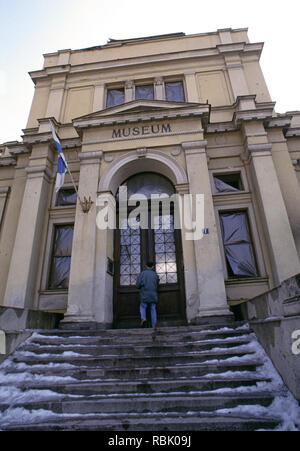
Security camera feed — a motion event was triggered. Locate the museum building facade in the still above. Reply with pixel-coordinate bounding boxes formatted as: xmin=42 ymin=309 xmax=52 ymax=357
xmin=1 ymin=28 xmax=300 ymax=328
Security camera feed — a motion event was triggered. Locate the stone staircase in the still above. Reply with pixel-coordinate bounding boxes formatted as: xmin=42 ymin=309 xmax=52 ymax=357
xmin=0 ymin=322 xmax=298 ymax=431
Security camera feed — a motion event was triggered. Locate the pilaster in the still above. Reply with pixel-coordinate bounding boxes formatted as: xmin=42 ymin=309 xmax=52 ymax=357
xmin=184 ymin=73 xmax=199 ymax=103
xmin=62 ymin=150 xmax=103 ymax=325
xmin=175 ymin=183 xmax=199 ymax=321
xmin=242 ymin=133 xmax=300 ymax=284
xmin=182 ymin=140 xmax=232 ymax=320
xmin=3 ymin=144 xmax=54 ymax=308
xmin=154 ymin=77 xmax=164 ymax=100
xmin=267 ymin=128 xmax=300 ymax=258
xmin=125 ymin=80 xmax=134 ymax=103
xmin=45 ymin=76 xmax=66 ymax=121
xmin=93 ymin=83 xmax=105 ymax=112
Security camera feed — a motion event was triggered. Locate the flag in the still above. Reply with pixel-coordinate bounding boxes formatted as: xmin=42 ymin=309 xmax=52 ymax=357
xmin=50 ymin=122 xmax=68 ymax=193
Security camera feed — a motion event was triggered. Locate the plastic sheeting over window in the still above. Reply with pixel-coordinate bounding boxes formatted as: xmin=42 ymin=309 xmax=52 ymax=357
xmin=165 ymin=81 xmax=185 ymax=102
xmin=220 ymin=212 xmax=258 ymax=278
xmin=214 ymin=177 xmax=239 ymax=193
xmin=48 ymin=225 xmax=74 ymax=289
xmin=56 ymin=189 xmax=77 ymax=206
xmin=107 ymin=88 xmax=125 ymax=107
xmin=135 ymin=85 xmax=154 ymax=100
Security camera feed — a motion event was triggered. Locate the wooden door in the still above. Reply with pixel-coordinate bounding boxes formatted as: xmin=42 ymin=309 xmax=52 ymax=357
xmin=113 ymin=209 xmax=186 ymax=328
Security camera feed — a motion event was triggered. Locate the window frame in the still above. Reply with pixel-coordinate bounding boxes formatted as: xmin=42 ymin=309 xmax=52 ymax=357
xmin=106 ymin=85 xmax=125 ymax=108
xmin=215 ymin=203 xmax=266 ymax=281
xmin=164 ymin=80 xmax=186 ymax=102
xmin=210 ymin=167 xmax=249 ymax=195
xmin=40 ymin=216 xmax=75 ymax=292
xmin=134 ymin=83 xmax=155 ymax=101
xmin=104 ymin=77 xmax=186 ymax=107
xmin=47 ymin=222 xmax=74 ymax=291
xmin=51 ymin=183 xmax=78 ymax=209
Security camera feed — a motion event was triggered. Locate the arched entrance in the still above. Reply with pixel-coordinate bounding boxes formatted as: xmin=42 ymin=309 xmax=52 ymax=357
xmin=113 ymin=172 xmax=186 ymax=328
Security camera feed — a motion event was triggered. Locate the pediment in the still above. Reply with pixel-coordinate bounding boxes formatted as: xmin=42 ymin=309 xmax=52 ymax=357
xmin=73 ymin=99 xmax=210 ymax=130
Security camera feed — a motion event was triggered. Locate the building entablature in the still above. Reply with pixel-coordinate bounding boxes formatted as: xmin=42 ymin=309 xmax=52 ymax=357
xmin=0 ymin=141 xmax=30 ymax=167
xmin=29 ymin=41 xmax=263 ymax=85
xmin=72 ymin=99 xmax=210 ymax=138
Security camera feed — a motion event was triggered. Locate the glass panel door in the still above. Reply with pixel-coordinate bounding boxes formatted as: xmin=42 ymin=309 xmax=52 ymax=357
xmin=154 ymin=214 xmax=178 ymax=284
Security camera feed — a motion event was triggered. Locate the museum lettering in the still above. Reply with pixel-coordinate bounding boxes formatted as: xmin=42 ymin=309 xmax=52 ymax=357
xmin=112 ymin=123 xmax=171 ymax=139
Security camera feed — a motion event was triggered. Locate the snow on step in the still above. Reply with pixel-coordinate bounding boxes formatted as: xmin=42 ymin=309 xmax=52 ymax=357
xmin=0 ymin=323 xmax=299 ymax=431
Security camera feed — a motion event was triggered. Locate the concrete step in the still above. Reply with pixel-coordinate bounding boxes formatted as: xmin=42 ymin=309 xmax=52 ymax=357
xmin=5 ymin=360 xmax=262 ymax=380
xmin=14 ymin=376 xmax=272 ymax=396
xmin=12 ymin=349 xmax=256 ymax=368
xmin=21 ymin=337 xmax=252 ymax=356
xmin=1 ymin=412 xmax=281 ymax=431
xmin=0 ymin=392 xmax=275 ymax=415
xmin=0 ymin=322 xmax=288 ymax=432
xmin=33 ymin=325 xmax=251 ymax=343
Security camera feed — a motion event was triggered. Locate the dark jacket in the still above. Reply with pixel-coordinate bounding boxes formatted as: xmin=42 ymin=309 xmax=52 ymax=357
xmin=136 ymin=268 xmax=159 ymax=304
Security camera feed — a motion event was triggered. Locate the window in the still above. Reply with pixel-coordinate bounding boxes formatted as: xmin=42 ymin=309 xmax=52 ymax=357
xmin=135 ymin=84 xmax=154 ymax=100
xmin=106 ymin=79 xmax=185 ymax=107
xmin=48 ymin=224 xmax=74 ymax=289
xmin=107 ymin=88 xmax=125 ymax=107
xmin=165 ymin=81 xmax=185 ymax=102
xmin=219 ymin=211 xmax=258 ymax=278
xmin=214 ymin=173 xmax=244 ymax=193
xmin=56 ymin=188 xmax=77 ymax=206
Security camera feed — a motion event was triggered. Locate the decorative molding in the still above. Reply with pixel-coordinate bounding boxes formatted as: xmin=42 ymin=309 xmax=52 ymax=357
xmin=285 ymin=127 xmax=300 ymax=137
xmin=25 ymin=164 xmax=53 ymax=180
xmin=98 ymin=148 xmax=188 ymax=193
xmin=0 ymin=157 xmax=16 ymax=167
xmin=104 ymin=154 xmax=114 ymax=163
xmin=154 ymin=77 xmax=164 ymax=86
xmin=136 ymin=147 xmax=147 ymax=158
xmin=170 ymin=148 xmax=181 ymax=156
xmin=30 ymin=42 xmax=263 ymax=84
xmin=181 ymin=140 xmax=207 ymax=154
xmin=241 ymin=143 xmax=272 ymax=162
xmin=78 ymin=150 xmax=103 ymax=165
xmin=0 ymin=186 xmax=10 ymax=195
xmin=175 ymin=183 xmax=190 ymax=195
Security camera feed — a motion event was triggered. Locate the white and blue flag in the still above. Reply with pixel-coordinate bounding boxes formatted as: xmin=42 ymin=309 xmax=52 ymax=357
xmin=50 ymin=122 xmax=68 ymax=193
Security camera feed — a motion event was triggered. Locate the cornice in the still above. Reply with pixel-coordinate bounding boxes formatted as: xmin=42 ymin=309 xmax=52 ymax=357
xmin=29 ymin=42 xmax=263 ymax=83
xmin=264 ymin=114 xmax=292 ymax=130
xmin=233 ymin=106 xmax=275 ymax=126
xmin=73 ymin=100 xmax=210 ymax=136
xmin=0 ymin=157 xmax=17 ymax=167
xmin=0 ymin=186 xmax=10 ymax=194
xmin=285 ymin=127 xmax=300 ymax=137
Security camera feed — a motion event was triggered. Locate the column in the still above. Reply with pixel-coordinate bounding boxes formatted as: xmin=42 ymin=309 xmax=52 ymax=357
xmin=62 ymin=150 xmax=103 ymax=325
xmin=182 ymin=140 xmax=232 ymax=320
xmin=3 ymin=144 xmax=53 ymax=308
xmin=243 ymin=140 xmax=300 ymax=284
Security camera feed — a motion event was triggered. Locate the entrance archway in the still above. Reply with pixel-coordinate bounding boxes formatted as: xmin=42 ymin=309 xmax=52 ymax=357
xmin=113 ymin=172 xmax=187 ymax=328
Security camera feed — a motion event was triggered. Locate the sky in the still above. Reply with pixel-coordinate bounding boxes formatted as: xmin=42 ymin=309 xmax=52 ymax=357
xmin=1 ymin=0 xmax=300 ymax=143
